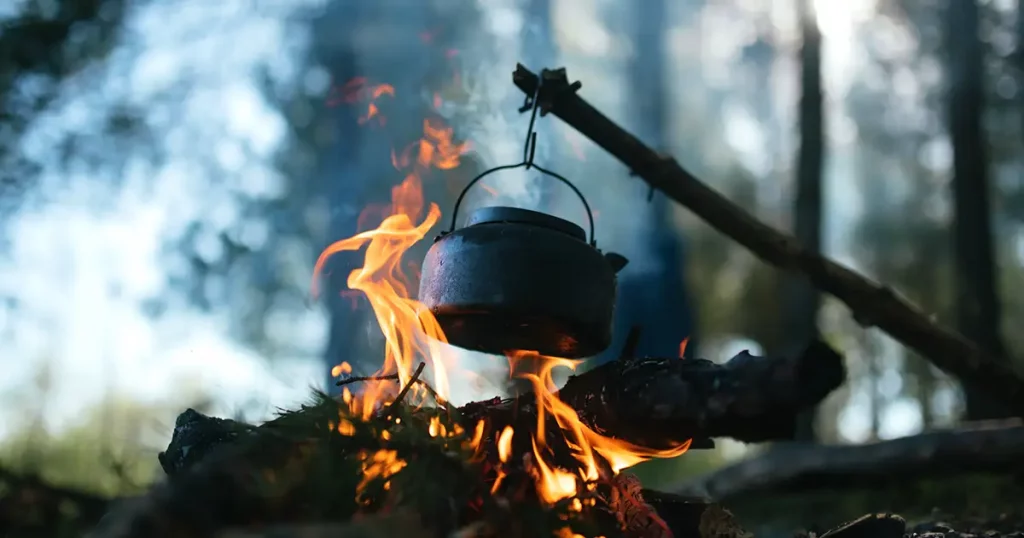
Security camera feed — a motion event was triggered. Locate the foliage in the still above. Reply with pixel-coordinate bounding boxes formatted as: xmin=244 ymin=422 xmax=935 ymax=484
xmin=0 ymin=394 xmax=174 ymax=497
xmin=0 ymin=0 xmax=129 ymax=215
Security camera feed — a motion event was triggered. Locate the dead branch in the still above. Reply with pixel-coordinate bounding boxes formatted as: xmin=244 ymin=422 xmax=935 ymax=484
xmin=669 ymin=419 xmax=1024 ymax=500
xmin=510 ymin=64 xmax=1024 ymax=417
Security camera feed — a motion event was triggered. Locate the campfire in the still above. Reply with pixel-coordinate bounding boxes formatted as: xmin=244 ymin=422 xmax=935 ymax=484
xmin=309 ymin=79 xmax=691 ymax=535
xmin=95 ymin=68 xmax=851 ymax=538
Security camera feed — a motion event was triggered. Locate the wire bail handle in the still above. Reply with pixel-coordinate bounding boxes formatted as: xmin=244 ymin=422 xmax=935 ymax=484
xmin=445 ymin=77 xmax=598 ymax=246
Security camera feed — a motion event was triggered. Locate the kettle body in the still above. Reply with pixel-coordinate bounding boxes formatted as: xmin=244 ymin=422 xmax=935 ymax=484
xmin=418 ymin=206 xmax=627 ymax=358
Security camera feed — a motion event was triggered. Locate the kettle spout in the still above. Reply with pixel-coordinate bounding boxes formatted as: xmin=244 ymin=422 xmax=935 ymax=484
xmin=604 ymin=252 xmax=629 ymax=273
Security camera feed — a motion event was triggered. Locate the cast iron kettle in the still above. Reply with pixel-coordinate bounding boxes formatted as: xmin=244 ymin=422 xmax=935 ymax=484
xmin=417 ymin=87 xmax=628 ymax=358
xmin=418 ymin=175 xmax=627 ymax=359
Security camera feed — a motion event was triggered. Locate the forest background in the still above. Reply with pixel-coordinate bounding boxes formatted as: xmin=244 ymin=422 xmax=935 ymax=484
xmin=0 ymin=0 xmax=1019 ymax=500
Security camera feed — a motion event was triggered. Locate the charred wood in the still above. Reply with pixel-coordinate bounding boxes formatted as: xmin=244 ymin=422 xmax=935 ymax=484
xmin=670 ymin=419 xmax=1024 ymax=501
xmin=154 ymin=341 xmax=844 ymax=485
xmin=510 ymin=64 xmax=1024 ymax=417
xmin=460 ymin=340 xmax=845 ymax=450
xmin=100 ymin=342 xmax=842 ymax=538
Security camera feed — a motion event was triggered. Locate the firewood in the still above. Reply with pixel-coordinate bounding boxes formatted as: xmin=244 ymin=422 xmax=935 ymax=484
xmin=670 ymin=419 xmax=1024 ymax=500
xmin=510 ymin=64 xmax=1024 ymax=417
xmin=459 ymin=340 xmax=845 ymax=451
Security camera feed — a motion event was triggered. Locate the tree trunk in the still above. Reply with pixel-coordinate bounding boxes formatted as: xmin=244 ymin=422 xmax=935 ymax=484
xmin=1019 ymin=0 xmax=1024 ymax=149
xmin=314 ymin=0 xmax=373 ymax=391
xmin=784 ymin=0 xmax=825 ymax=441
xmin=619 ymin=0 xmax=697 ymax=360
xmin=947 ymin=0 xmax=1007 ymax=420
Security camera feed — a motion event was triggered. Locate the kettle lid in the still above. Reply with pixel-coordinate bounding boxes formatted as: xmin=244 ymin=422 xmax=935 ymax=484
xmin=465 ymin=206 xmax=586 ymax=242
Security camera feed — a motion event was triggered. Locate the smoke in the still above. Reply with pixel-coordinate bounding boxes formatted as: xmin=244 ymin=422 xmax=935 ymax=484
xmin=442 ymin=0 xmax=664 ymax=278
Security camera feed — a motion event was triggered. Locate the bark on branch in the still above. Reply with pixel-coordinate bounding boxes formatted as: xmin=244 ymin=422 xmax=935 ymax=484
xmin=669 ymin=419 xmax=1024 ymax=500
xmin=510 ymin=64 xmax=1024 ymax=417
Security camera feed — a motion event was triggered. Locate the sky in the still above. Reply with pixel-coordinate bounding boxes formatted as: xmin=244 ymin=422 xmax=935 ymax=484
xmin=0 ymin=0 xmax=938 ymax=449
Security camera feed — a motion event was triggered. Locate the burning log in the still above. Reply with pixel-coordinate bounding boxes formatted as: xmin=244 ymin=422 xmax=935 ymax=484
xmin=460 ymin=340 xmax=845 ymax=449
xmin=93 ymin=341 xmax=840 ymax=538
xmin=510 ymin=64 xmax=1024 ymax=417
xmin=670 ymin=419 xmax=1024 ymax=501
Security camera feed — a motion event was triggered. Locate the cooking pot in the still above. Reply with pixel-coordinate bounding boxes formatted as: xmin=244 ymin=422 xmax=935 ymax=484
xmin=417 ymin=172 xmax=628 ymax=358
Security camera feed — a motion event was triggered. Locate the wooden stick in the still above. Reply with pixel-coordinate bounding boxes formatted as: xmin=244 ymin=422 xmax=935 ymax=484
xmin=669 ymin=419 xmax=1024 ymax=500
xmin=510 ymin=64 xmax=1024 ymax=416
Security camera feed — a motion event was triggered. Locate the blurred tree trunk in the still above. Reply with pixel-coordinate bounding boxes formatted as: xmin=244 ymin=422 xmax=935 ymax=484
xmin=909 ymin=236 xmax=943 ymax=429
xmin=737 ymin=23 xmax=786 ymax=358
xmin=314 ymin=0 xmax=372 ymax=390
xmin=784 ymin=0 xmax=824 ymax=441
xmin=621 ymin=0 xmax=697 ymax=359
xmin=947 ymin=0 xmax=1008 ymax=420
xmin=866 ymin=337 xmax=883 ymax=441
xmin=1019 ymin=0 xmax=1024 ymax=143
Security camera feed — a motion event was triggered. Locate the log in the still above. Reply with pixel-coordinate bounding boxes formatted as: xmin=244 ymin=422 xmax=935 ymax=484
xmin=510 ymin=64 xmax=1024 ymax=417
xmin=459 ymin=340 xmax=845 ymax=449
xmin=669 ymin=419 xmax=1024 ymax=500
xmin=154 ymin=341 xmax=844 ymax=485
xmin=99 ymin=343 xmax=841 ymax=538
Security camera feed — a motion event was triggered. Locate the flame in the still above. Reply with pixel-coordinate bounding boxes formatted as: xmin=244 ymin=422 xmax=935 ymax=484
xmin=314 ymin=79 xmax=689 ymax=510
xmin=331 ymin=361 xmax=353 ymax=378
xmin=326 ymin=78 xmax=395 ymax=127
xmin=509 ymin=351 xmax=691 ymax=503
xmin=312 ymin=101 xmax=468 ymax=422
xmin=491 ymin=425 xmax=515 ymax=494
xmin=356 ymin=449 xmax=407 ymax=500
xmin=679 ymin=337 xmax=689 ymax=358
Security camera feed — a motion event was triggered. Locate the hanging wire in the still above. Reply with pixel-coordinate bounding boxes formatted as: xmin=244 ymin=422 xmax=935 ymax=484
xmin=445 ymin=75 xmax=598 ymax=246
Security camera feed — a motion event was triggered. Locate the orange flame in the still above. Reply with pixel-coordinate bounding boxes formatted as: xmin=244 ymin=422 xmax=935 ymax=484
xmin=326 ymin=77 xmax=395 ymax=126
xmin=509 ymin=351 xmax=691 ymax=503
xmin=312 ymin=96 xmax=468 ymax=420
xmin=313 ymin=79 xmax=689 ymax=508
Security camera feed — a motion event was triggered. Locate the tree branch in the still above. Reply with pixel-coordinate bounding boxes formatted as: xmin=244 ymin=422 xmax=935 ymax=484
xmin=510 ymin=64 xmax=1024 ymax=417
xmin=669 ymin=419 xmax=1024 ymax=500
